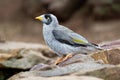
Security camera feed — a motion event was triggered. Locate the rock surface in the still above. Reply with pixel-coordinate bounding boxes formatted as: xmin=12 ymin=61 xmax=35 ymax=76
xmin=0 ymin=42 xmax=56 ymax=69
xmin=0 ymin=41 xmax=56 ymax=79
xmin=5 ymin=40 xmax=120 ymax=80
xmin=83 ymin=65 xmax=120 ymax=80
xmin=8 ymin=76 xmax=103 ymax=80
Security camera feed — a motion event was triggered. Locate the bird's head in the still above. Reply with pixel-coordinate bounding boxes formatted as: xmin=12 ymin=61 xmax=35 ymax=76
xmin=35 ymin=14 xmax=58 ymax=25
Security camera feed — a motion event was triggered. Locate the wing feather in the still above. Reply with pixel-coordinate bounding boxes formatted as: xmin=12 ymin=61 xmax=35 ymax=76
xmin=52 ymin=26 xmax=89 ymax=47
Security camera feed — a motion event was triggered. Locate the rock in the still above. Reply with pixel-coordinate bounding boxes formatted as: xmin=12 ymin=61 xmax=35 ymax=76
xmin=0 ymin=41 xmax=56 ymax=69
xmin=8 ymin=39 xmax=120 ymax=80
xmin=30 ymin=63 xmax=51 ymax=71
xmin=8 ymin=64 xmax=120 ymax=80
xmin=100 ymin=39 xmax=120 ymax=50
xmin=0 ymin=39 xmax=119 ymax=80
xmin=8 ymin=62 xmax=113 ymax=77
xmin=0 ymin=41 xmax=56 ymax=80
xmin=0 ymin=50 xmax=48 ymax=69
xmin=8 ymin=75 xmax=103 ymax=80
xmin=72 ymin=65 xmax=120 ymax=80
xmin=58 ymin=54 xmax=94 ymax=66
xmin=83 ymin=65 xmax=120 ymax=80
xmin=91 ymin=39 xmax=120 ymax=64
xmin=92 ymin=49 xmax=120 ymax=65
xmin=0 ymin=42 xmax=56 ymax=69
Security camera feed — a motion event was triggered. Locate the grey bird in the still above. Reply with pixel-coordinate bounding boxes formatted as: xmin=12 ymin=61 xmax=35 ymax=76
xmin=35 ymin=14 xmax=102 ymax=64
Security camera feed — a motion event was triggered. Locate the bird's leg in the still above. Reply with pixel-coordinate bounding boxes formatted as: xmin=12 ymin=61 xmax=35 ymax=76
xmin=62 ymin=54 xmax=73 ymax=62
xmin=54 ymin=57 xmax=64 ymax=65
xmin=54 ymin=54 xmax=73 ymax=65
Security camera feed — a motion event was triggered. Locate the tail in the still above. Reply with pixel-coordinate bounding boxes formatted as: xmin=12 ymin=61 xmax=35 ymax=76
xmin=91 ymin=43 xmax=103 ymax=50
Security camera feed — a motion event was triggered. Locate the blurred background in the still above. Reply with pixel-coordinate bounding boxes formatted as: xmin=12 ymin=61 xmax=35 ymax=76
xmin=0 ymin=0 xmax=120 ymax=44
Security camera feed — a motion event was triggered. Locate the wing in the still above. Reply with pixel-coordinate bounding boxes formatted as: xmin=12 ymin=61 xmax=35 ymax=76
xmin=52 ymin=27 xmax=89 ymax=47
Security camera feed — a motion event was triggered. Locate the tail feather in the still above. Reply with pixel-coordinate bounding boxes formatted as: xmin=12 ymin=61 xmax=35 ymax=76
xmin=91 ymin=43 xmax=103 ymax=50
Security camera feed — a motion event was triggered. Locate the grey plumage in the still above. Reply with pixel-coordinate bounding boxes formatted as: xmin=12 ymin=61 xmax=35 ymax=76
xmin=52 ymin=25 xmax=89 ymax=47
xmin=35 ymin=14 xmax=102 ymax=56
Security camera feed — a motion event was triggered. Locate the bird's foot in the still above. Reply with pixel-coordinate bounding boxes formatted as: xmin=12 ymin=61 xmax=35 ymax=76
xmin=54 ymin=54 xmax=73 ymax=65
xmin=54 ymin=57 xmax=64 ymax=65
xmin=62 ymin=54 xmax=73 ymax=62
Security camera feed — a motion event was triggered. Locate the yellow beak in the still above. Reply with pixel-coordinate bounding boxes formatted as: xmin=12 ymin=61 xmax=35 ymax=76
xmin=35 ymin=16 xmax=43 ymax=21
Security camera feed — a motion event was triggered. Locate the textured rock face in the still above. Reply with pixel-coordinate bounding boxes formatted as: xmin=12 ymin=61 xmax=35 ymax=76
xmin=0 ymin=42 xmax=57 ymax=69
xmin=0 ymin=42 xmax=56 ymax=79
xmin=8 ymin=76 xmax=103 ymax=80
xmin=0 ymin=40 xmax=120 ymax=80
xmin=10 ymin=76 xmax=103 ymax=80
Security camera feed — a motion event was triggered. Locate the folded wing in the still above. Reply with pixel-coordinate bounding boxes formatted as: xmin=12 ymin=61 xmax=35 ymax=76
xmin=52 ymin=29 xmax=90 ymax=47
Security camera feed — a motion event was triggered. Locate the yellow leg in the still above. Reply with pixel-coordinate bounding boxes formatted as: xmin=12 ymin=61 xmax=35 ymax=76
xmin=62 ymin=54 xmax=73 ymax=62
xmin=54 ymin=54 xmax=73 ymax=65
xmin=54 ymin=57 xmax=64 ymax=65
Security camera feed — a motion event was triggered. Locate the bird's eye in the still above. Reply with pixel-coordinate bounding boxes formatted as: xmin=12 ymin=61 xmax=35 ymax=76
xmin=44 ymin=14 xmax=52 ymax=25
xmin=45 ymin=15 xmax=50 ymax=20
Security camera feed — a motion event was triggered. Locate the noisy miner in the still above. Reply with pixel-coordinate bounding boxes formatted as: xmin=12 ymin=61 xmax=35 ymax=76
xmin=35 ymin=14 xmax=102 ymax=65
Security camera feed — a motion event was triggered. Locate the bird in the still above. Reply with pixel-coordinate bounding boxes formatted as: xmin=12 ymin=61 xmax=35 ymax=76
xmin=35 ymin=14 xmax=102 ymax=65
